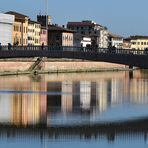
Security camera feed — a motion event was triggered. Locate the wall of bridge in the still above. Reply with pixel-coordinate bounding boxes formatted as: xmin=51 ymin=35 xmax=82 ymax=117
xmin=0 ymin=60 xmax=33 ymax=71
xmin=0 ymin=59 xmax=126 ymax=73
xmin=44 ymin=61 xmax=126 ymax=72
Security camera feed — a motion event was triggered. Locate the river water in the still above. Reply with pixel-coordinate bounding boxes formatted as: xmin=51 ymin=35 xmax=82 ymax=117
xmin=0 ymin=70 xmax=148 ymax=148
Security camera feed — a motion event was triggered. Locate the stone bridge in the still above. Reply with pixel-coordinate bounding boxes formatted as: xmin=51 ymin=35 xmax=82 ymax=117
xmin=0 ymin=46 xmax=148 ymax=69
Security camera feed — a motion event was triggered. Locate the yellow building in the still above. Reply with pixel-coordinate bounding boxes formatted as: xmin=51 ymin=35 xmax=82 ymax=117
xmin=28 ymin=20 xmax=41 ymax=45
xmin=6 ymin=11 xmax=29 ymax=46
xmin=130 ymin=36 xmax=148 ymax=50
xmin=34 ymin=23 xmax=41 ymax=46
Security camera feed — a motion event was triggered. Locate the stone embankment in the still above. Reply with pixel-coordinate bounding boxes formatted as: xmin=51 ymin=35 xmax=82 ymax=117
xmin=0 ymin=58 xmax=133 ymax=76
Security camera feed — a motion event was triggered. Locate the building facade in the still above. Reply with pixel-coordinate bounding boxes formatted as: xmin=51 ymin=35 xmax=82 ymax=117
xmin=6 ymin=11 xmax=29 ymax=46
xmin=108 ymin=33 xmax=123 ymax=49
xmin=67 ymin=20 xmax=108 ymax=48
xmin=123 ymin=38 xmax=131 ymax=49
xmin=48 ymin=25 xmax=74 ymax=46
xmin=99 ymin=29 xmax=108 ymax=48
xmin=80 ymin=37 xmax=91 ymax=47
xmin=40 ymin=27 xmax=48 ymax=45
xmin=28 ymin=20 xmax=41 ymax=46
xmin=0 ymin=13 xmax=14 ymax=45
xmin=62 ymin=32 xmax=73 ymax=46
xmin=130 ymin=36 xmax=148 ymax=50
xmin=34 ymin=22 xmax=41 ymax=46
xmin=28 ymin=20 xmax=34 ymax=45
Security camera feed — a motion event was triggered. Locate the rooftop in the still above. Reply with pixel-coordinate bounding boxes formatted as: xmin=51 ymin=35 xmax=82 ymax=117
xmin=48 ymin=25 xmax=75 ymax=33
xmin=130 ymin=35 xmax=148 ymax=40
xmin=67 ymin=20 xmax=103 ymax=27
xmin=28 ymin=19 xmax=41 ymax=25
xmin=5 ymin=11 xmax=28 ymax=21
xmin=108 ymin=32 xmax=123 ymax=39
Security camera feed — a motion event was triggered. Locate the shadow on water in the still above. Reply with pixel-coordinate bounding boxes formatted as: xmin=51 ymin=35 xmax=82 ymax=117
xmin=0 ymin=117 xmax=148 ymax=143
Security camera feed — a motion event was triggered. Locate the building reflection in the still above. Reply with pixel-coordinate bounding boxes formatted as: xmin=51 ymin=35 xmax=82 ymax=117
xmin=0 ymin=71 xmax=147 ymax=127
xmin=61 ymin=81 xmax=73 ymax=113
xmin=0 ymin=76 xmax=47 ymax=127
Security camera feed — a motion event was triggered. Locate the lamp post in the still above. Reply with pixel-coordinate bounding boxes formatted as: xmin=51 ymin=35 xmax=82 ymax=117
xmin=46 ymin=0 xmax=48 ymax=45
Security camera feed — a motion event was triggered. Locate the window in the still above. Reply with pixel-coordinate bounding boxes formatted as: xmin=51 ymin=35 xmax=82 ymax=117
xmin=141 ymin=42 xmax=143 ymax=45
xmin=56 ymin=36 xmax=60 ymax=41
xmin=89 ymin=26 xmax=92 ymax=30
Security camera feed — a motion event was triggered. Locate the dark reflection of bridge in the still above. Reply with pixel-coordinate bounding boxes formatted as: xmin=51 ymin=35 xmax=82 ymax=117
xmin=0 ymin=117 xmax=148 ymax=142
xmin=1 ymin=46 xmax=148 ymax=68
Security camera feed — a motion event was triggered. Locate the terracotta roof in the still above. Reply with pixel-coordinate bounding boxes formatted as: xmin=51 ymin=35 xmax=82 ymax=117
xmin=67 ymin=21 xmax=102 ymax=27
xmin=130 ymin=35 xmax=148 ymax=40
xmin=5 ymin=11 xmax=28 ymax=20
xmin=28 ymin=19 xmax=41 ymax=25
xmin=108 ymin=32 xmax=123 ymax=39
xmin=48 ymin=25 xmax=75 ymax=33
xmin=124 ymin=37 xmax=131 ymax=41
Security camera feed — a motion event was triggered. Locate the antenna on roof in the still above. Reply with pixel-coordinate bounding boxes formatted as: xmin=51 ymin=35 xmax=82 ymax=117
xmin=39 ymin=10 xmax=41 ymax=15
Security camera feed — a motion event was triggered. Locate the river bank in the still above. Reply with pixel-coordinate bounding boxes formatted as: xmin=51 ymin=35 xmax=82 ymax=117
xmin=0 ymin=58 xmax=135 ymax=76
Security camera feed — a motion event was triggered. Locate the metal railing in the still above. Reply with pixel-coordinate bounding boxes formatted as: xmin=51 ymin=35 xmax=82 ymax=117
xmin=0 ymin=45 xmax=147 ymax=55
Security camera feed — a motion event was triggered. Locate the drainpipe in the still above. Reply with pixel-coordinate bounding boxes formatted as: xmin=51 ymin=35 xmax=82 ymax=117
xmin=21 ymin=21 xmax=23 ymax=46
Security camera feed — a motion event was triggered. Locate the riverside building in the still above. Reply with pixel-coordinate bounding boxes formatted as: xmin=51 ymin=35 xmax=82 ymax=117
xmin=130 ymin=35 xmax=148 ymax=50
xmin=40 ymin=26 xmax=48 ymax=45
xmin=67 ymin=20 xmax=108 ymax=48
xmin=6 ymin=11 xmax=29 ymax=46
xmin=47 ymin=25 xmax=74 ymax=46
xmin=108 ymin=33 xmax=123 ymax=48
xmin=0 ymin=13 xmax=14 ymax=45
xmin=28 ymin=20 xmax=41 ymax=45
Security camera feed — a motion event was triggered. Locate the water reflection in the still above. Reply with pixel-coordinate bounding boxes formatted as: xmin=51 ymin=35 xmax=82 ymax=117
xmin=0 ymin=70 xmax=148 ymax=145
xmin=0 ymin=71 xmax=148 ymax=127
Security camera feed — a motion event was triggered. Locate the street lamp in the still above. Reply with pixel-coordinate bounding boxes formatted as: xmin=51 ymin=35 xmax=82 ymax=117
xmin=46 ymin=0 xmax=48 ymax=45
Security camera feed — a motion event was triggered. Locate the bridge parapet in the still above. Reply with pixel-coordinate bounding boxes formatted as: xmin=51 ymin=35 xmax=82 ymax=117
xmin=0 ymin=46 xmax=147 ymax=68
xmin=0 ymin=45 xmax=146 ymax=55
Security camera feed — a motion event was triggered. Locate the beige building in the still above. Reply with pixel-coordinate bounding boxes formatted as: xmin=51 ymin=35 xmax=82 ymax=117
xmin=6 ymin=11 xmax=29 ymax=46
xmin=62 ymin=32 xmax=73 ymax=46
xmin=123 ymin=38 xmax=131 ymax=49
xmin=28 ymin=20 xmax=41 ymax=45
xmin=130 ymin=35 xmax=148 ymax=50
xmin=108 ymin=32 xmax=123 ymax=49
xmin=48 ymin=25 xmax=74 ymax=46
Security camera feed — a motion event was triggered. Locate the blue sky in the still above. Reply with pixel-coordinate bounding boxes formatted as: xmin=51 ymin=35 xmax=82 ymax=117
xmin=1 ymin=0 xmax=148 ymax=37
